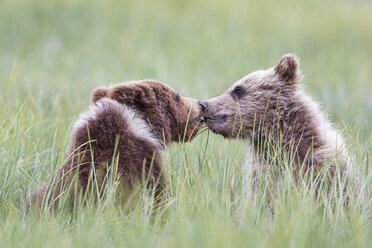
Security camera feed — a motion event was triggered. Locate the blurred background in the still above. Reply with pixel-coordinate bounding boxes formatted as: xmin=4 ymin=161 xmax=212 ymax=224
xmin=1 ymin=0 xmax=371 ymax=137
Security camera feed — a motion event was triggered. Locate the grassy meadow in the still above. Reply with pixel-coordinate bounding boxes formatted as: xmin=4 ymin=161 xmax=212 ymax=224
xmin=0 ymin=0 xmax=371 ymax=247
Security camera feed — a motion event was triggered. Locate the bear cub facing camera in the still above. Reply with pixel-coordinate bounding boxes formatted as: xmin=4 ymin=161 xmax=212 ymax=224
xmin=29 ymin=80 xmax=203 ymax=210
xmin=202 ymin=54 xmax=349 ymax=179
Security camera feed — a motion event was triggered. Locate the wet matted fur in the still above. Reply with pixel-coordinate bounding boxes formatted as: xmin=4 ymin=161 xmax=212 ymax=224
xmin=27 ymin=80 xmax=203 ymax=211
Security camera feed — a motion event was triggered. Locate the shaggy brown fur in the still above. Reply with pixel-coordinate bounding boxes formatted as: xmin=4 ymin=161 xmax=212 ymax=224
xmin=202 ymin=54 xmax=348 ymax=178
xmin=28 ymin=80 xmax=203 ymax=210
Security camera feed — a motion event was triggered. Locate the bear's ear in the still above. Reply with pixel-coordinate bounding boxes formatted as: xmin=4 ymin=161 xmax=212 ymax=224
xmin=274 ymin=54 xmax=300 ymax=83
xmin=92 ymin=87 xmax=108 ymax=103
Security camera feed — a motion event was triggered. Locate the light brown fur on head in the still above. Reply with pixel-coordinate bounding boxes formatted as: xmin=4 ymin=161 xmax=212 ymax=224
xmin=203 ymin=54 xmax=347 ymax=176
xmin=274 ymin=54 xmax=300 ymax=83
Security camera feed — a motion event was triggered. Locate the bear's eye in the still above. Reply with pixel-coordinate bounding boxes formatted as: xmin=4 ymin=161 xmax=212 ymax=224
xmin=175 ymin=93 xmax=181 ymax=103
xmin=233 ymin=87 xmax=244 ymax=96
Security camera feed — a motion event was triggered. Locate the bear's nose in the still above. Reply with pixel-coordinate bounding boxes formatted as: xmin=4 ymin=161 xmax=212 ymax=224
xmin=197 ymin=100 xmax=209 ymax=110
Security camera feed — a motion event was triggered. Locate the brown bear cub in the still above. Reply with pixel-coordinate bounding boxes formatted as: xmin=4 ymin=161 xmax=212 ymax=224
xmin=201 ymin=54 xmax=349 ymax=180
xmin=29 ymin=80 xmax=203 ymax=210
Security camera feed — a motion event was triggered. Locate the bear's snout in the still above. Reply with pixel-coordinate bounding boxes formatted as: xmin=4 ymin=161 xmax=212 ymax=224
xmin=197 ymin=100 xmax=209 ymax=110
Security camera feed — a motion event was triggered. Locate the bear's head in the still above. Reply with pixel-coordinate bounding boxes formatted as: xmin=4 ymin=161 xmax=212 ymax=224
xmin=202 ymin=54 xmax=302 ymax=139
xmin=92 ymin=80 xmax=203 ymax=145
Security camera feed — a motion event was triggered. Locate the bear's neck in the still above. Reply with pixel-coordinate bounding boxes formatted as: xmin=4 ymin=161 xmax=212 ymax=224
xmin=249 ymin=100 xmax=326 ymax=171
xmin=127 ymin=104 xmax=174 ymax=146
xmin=143 ymin=119 xmax=173 ymax=146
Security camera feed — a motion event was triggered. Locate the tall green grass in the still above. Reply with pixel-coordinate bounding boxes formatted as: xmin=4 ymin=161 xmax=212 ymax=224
xmin=0 ymin=0 xmax=371 ymax=247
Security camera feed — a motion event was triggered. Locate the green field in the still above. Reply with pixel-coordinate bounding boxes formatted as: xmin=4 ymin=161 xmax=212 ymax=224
xmin=0 ymin=0 xmax=371 ymax=247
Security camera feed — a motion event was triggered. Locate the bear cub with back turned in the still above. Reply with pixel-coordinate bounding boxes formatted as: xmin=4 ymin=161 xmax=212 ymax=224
xmin=29 ymin=80 xmax=203 ymax=210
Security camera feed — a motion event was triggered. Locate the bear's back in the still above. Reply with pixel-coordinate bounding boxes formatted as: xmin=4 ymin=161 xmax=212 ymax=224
xmin=62 ymin=98 xmax=164 ymax=190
